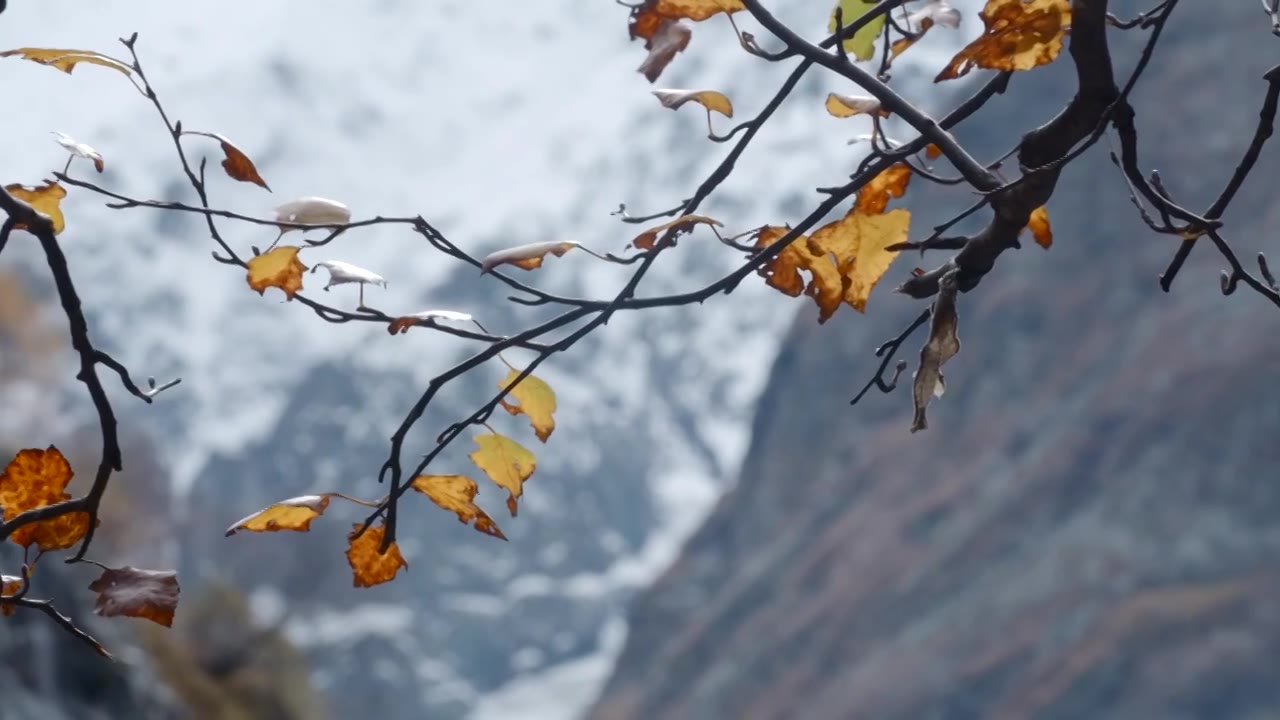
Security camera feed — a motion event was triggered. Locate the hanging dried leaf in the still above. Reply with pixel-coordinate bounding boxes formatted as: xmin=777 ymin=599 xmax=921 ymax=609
xmin=651 ymin=89 xmax=734 ymax=118
xmin=246 ymin=246 xmax=307 ymax=300
xmin=829 ymin=0 xmax=885 ymax=61
xmin=638 ymin=19 xmax=692 ymax=82
xmin=346 ymin=523 xmax=407 ymax=588
xmin=274 ymin=197 xmax=351 ymax=230
xmin=0 ymin=47 xmax=133 ymax=76
xmin=481 ymin=241 xmax=581 ymax=273
xmin=0 ymin=446 xmax=92 ymax=551
xmin=1 ymin=574 xmax=20 ymax=617
xmin=224 ymin=494 xmax=334 ymax=536
xmin=824 ymin=93 xmax=887 ymax=119
xmin=387 ymin=310 xmax=474 ymax=335
xmin=4 ymin=181 xmax=67 ymax=235
xmin=87 ymin=566 xmax=180 ymax=627
xmin=912 ymin=269 xmax=961 ymax=432
xmin=182 ymin=131 xmax=271 ymax=191
xmin=890 ymin=2 xmax=963 ymax=59
xmin=854 ymin=163 xmax=913 ymax=215
xmin=936 ymin=0 xmax=1071 ymax=82
xmin=653 ymin=0 xmax=744 ymax=22
xmin=1027 ymin=206 xmax=1053 ymax=249
xmin=51 ymin=132 xmax=104 ymax=173
xmin=498 ymin=369 xmax=557 ymax=442
xmin=311 ymin=260 xmax=388 ymax=290
xmin=411 ymin=475 xmax=507 ymax=540
xmin=469 ymin=433 xmax=536 ymax=516
xmin=629 ymin=214 xmax=723 ymax=251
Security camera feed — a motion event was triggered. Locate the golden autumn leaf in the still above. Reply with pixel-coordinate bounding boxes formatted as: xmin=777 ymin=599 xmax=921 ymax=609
xmin=1 ymin=574 xmax=20 ymax=617
xmin=224 ymin=494 xmax=334 ymax=536
xmin=469 ymin=433 xmax=536 ymax=517
xmin=481 ymin=241 xmax=582 ymax=273
xmin=829 ymin=0 xmax=885 ymax=61
xmin=411 ymin=475 xmax=507 ymax=540
xmin=498 ymin=369 xmax=557 ymax=442
xmin=854 ymin=163 xmax=913 ymax=215
xmin=183 ymin=131 xmax=271 ymax=191
xmin=87 ymin=566 xmax=180 ymax=627
xmin=1027 ymin=205 xmax=1053 ymax=249
xmin=651 ymin=89 xmax=734 ymax=118
xmin=824 ymin=93 xmax=887 ymax=119
xmin=629 ymin=214 xmax=723 ymax=251
xmin=935 ymin=0 xmax=1071 ymax=82
xmin=0 ymin=47 xmax=133 ymax=77
xmin=653 ymin=0 xmax=744 ymax=22
xmin=346 ymin=523 xmax=407 ymax=588
xmin=0 ymin=446 xmax=92 ymax=551
xmin=246 ymin=246 xmax=307 ymax=300
xmin=5 ymin=181 xmax=67 ymax=235
xmin=925 ymin=143 xmax=944 ymax=160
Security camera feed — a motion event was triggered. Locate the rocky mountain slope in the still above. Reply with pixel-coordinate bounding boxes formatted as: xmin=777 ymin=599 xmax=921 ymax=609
xmin=590 ymin=4 xmax=1280 ymax=719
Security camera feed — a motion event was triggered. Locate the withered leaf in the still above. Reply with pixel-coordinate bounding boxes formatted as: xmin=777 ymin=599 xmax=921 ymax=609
xmin=5 ymin=181 xmax=67 ymax=235
xmin=88 ymin=566 xmax=181 ymax=627
xmin=388 ymin=310 xmax=474 ymax=335
xmin=481 ymin=241 xmax=581 ymax=273
xmin=824 ymin=93 xmax=887 ymax=119
xmin=1027 ymin=205 xmax=1052 ymax=249
xmin=0 ymin=446 xmax=92 ymax=551
xmin=52 ymin=132 xmax=105 ymax=173
xmin=225 ymin=494 xmax=334 ymax=536
xmin=925 ymin=143 xmax=944 ymax=160
xmin=246 ymin=246 xmax=307 ymax=300
xmin=651 ymin=89 xmax=734 ymax=118
xmin=346 ymin=523 xmax=407 ymax=588
xmin=1 ymin=574 xmax=20 ymax=617
xmin=854 ymin=163 xmax=913 ymax=215
xmin=0 ymin=47 xmax=133 ymax=77
xmin=638 ymin=19 xmax=692 ymax=83
xmin=629 ymin=214 xmax=722 ymax=251
xmin=498 ymin=369 xmax=557 ymax=442
xmin=469 ymin=433 xmax=536 ymax=517
xmin=653 ymin=0 xmax=744 ymax=22
xmin=936 ymin=0 xmax=1071 ymax=82
xmin=183 ymin=131 xmax=271 ymax=191
xmin=912 ymin=268 xmax=961 ymax=433
xmin=411 ymin=475 xmax=507 ymax=540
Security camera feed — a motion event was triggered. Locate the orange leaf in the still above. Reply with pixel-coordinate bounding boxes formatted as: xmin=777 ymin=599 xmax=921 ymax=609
xmin=87 ymin=566 xmax=180 ymax=627
xmin=629 ymin=214 xmax=722 ymax=251
xmin=628 ymin=0 xmax=742 ymax=81
xmin=184 ymin=131 xmax=271 ymax=191
xmin=0 ymin=47 xmax=133 ymax=76
xmin=497 ymin=369 xmax=557 ymax=442
xmin=246 ymin=246 xmax=307 ymax=300
xmin=411 ymin=475 xmax=507 ymax=540
xmin=651 ymin=0 xmax=744 ymax=22
xmin=4 ymin=181 xmax=67 ymax=235
xmin=925 ymin=144 xmax=943 ymax=160
xmin=854 ymin=163 xmax=912 ymax=215
xmin=935 ymin=0 xmax=1071 ymax=82
xmin=0 ymin=446 xmax=92 ymax=551
xmin=469 ymin=433 xmax=536 ymax=516
xmin=1027 ymin=206 xmax=1053 ymax=249
xmin=346 ymin=523 xmax=408 ymax=588
xmin=224 ymin=494 xmax=333 ymax=536
xmin=1 ymin=574 xmax=21 ymax=617
xmin=480 ymin=241 xmax=581 ymax=273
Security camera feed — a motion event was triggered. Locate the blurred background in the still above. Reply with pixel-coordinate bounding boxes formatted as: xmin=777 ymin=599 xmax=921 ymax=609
xmin=1 ymin=1 xmax=1278 ymax=718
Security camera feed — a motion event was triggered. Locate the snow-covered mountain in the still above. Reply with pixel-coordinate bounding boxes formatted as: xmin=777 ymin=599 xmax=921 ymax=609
xmin=0 ymin=2 xmax=976 ymax=717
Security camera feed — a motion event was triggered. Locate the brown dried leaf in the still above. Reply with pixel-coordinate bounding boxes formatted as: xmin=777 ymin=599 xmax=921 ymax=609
xmin=912 ymin=268 xmax=961 ymax=432
xmin=469 ymin=433 xmax=536 ymax=517
xmin=1 ymin=574 xmax=21 ymax=617
xmin=651 ymin=89 xmax=734 ymax=118
xmin=936 ymin=0 xmax=1071 ymax=82
xmin=387 ymin=310 xmax=473 ymax=335
xmin=346 ymin=523 xmax=407 ymax=588
xmin=854 ymin=163 xmax=912 ymax=215
xmin=0 ymin=446 xmax=92 ymax=551
xmin=824 ymin=93 xmax=887 ymax=119
xmin=88 ymin=566 xmax=181 ymax=627
xmin=246 ymin=246 xmax=307 ymax=300
xmin=481 ymin=241 xmax=581 ymax=273
xmin=0 ymin=47 xmax=133 ymax=76
xmin=411 ymin=475 xmax=507 ymax=540
xmin=4 ymin=181 xmax=67 ymax=235
xmin=498 ymin=369 xmax=557 ymax=442
xmin=653 ymin=0 xmax=744 ymax=22
xmin=184 ymin=131 xmax=271 ymax=191
xmin=638 ymin=20 xmax=692 ymax=82
xmin=628 ymin=0 xmax=742 ymax=81
xmin=1027 ymin=205 xmax=1052 ymax=249
xmin=925 ymin=143 xmax=944 ymax=160
xmin=629 ymin=214 xmax=722 ymax=251
xmin=224 ymin=494 xmax=333 ymax=536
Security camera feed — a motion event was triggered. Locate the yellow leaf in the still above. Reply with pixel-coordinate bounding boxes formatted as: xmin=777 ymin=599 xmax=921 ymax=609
xmin=246 ymin=246 xmax=307 ymax=300
xmin=935 ymin=0 xmax=1071 ymax=82
xmin=824 ymin=93 xmax=887 ymax=119
xmin=1027 ymin=205 xmax=1053 ymax=249
xmin=0 ymin=446 xmax=92 ymax=551
xmin=653 ymin=0 xmax=744 ymax=22
xmin=498 ymin=369 xmax=557 ymax=442
xmin=4 ymin=181 xmax=67 ymax=235
xmin=629 ymin=214 xmax=723 ymax=251
xmin=469 ymin=433 xmax=536 ymax=517
xmin=0 ymin=47 xmax=133 ymax=76
xmin=829 ymin=0 xmax=885 ymax=62
xmin=651 ymin=89 xmax=734 ymax=118
xmin=224 ymin=494 xmax=333 ymax=536
xmin=411 ymin=475 xmax=507 ymax=540
xmin=346 ymin=523 xmax=407 ymax=588
xmin=854 ymin=163 xmax=912 ymax=215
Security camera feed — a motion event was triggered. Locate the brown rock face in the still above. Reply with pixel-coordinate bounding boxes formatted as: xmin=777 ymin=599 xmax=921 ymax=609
xmin=590 ymin=4 xmax=1280 ymax=720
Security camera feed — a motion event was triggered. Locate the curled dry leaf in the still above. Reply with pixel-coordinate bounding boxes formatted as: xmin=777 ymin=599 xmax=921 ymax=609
xmin=469 ymin=433 xmax=536 ymax=517
xmin=829 ymin=0 xmax=886 ymax=61
xmin=854 ymin=163 xmax=913 ymax=215
xmin=274 ymin=196 xmax=351 ymax=230
xmin=891 ymin=2 xmax=963 ymax=59
xmin=628 ymin=1 xmax=740 ymax=82
xmin=1027 ymin=206 xmax=1053 ymax=249
xmin=824 ymin=93 xmax=887 ymax=119
xmin=481 ymin=241 xmax=581 ymax=273
xmin=0 ymin=446 xmax=92 ymax=552
xmin=629 ymin=214 xmax=722 ymax=251
xmin=4 ymin=181 xmax=67 ymax=235
xmin=224 ymin=494 xmax=334 ymax=536
xmin=498 ymin=369 xmax=557 ymax=442
xmin=652 ymin=0 xmax=744 ymax=22
xmin=246 ymin=246 xmax=308 ymax=300
xmin=387 ymin=310 xmax=474 ymax=335
xmin=935 ymin=0 xmax=1071 ymax=82
xmin=0 ymin=47 xmax=133 ymax=76
xmin=182 ymin=131 xmax=271 ymax=191
xmin=1 ymin=574 xmax=20 ymax=617
xmin=346 ymin=523 xmax=407 ymax=588
xmin=87 ymin=566 xmax=180 ymax=627
xmin=912 ymin=268 xmax=962 ymax=432
xmin=651 ymin=89 xmax=734 ymax=118
xmin=411 ymin=475 xmax=507 ymax=540
xmin=51 ymin=132 xmax=104 ymax=173
xmin=311 ymin=260 xmax=388 ymax=290
xmin=638 ymin=19 xmax=692 ymax=83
